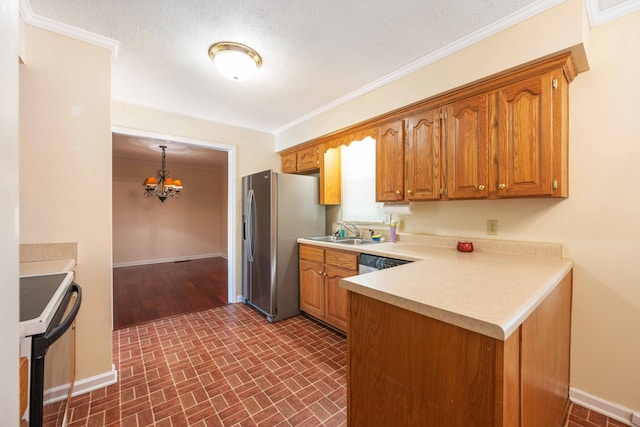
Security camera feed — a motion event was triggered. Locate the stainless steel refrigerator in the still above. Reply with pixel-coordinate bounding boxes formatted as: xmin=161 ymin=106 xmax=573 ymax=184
xmin=242 ymin=170 xmax=325 ymax=322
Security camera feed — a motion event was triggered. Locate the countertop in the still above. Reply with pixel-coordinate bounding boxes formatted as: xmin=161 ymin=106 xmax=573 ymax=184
xmin=297 ymin=236 xmax=573 ymax=340
xmin=20 ymin=259 xmax=76 ymax=277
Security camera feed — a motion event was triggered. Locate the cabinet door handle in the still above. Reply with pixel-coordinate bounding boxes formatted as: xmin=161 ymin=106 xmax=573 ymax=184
xmin=499 ymin=183 xmax=506 ymax=190
xmin=407 ymin=189 xmax=413 ymax=194
xmin=477 ymin=185 xmax=485 ymax=191
xmin=395 ymin=190 xmax=401 ymax=195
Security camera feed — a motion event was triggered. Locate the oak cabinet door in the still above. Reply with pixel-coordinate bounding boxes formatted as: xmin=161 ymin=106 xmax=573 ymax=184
xmin=445 ymin=93 xmax=489 ymax=199
xmin=320 ymin=146 xmax=341 ymax=205
xmin=376 ymin=120 xmax=405 ymax=202
xmin=299 ymin=260 xmax=325 ymax=319
xmin=297 ymin=145 xmax=320 ymax=172
xmin=497 ymin=73 xmax=554 ymax=197
xmin=324 ymin=265 xmax=353 ymax=331
xmin=406 ymin=109 xmax=442 ymax=201
xmin=281 ymin=152 xmax=297 ymax=174
xmin=281 ymin=145 xmax=319 ymax=174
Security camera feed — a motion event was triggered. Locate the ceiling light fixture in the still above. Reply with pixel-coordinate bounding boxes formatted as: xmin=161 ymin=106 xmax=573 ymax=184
xmin=143 ymin=145 xmax=183 ymax=203
xmin=208 ymin=41 xmax=262 ymax=81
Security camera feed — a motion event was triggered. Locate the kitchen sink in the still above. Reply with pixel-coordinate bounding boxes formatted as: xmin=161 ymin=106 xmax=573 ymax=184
xmin=307 ymin=236 xmax=378 ymax=245
xmin=335 ymin=238 xmax=377 ymax=245
xmin=308 ymin=235 xmax=348 ymax=242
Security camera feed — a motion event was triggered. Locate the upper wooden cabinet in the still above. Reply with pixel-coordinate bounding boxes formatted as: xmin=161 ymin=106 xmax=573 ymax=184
xmin=378 ymin=96 xmax=488 ymax=203
xmin=285 ymin=54 xmax=576 ymax=203
xmin=406 ymin=109 xmax=442 ymax=201
xmin=320 ymin=145 xmax=341 ymax=205
xmin=281 ymin=145 xmax=319 ymax=173
xmin=376 ymin=120 xmax=405 ymax=202
xmin=494 ymin=70 xmax=568 ymax=198
xmin=377 ymin=56 xmax=573 ymax=202
xmin=445 ymin=93 xmax=490 ymax=200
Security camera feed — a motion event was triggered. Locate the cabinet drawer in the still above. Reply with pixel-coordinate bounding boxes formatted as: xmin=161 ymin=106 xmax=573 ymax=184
xmin=326 ymin=250 xmax=358 ymax=270
xmin=300 ymin=245 xmax=325 ymax=263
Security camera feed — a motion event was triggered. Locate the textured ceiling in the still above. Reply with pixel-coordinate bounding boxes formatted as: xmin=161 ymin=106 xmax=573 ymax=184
xmin=28 ymin=0 xmax=547 ymax=136
xmin=112 ymin=133 xmax=228 ymax=169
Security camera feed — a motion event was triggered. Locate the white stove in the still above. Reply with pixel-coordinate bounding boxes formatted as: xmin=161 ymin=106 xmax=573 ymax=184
xmin=19 ymin=271 xmax=81 ymax=427
xmin=19 ymin=272 xmax=74 ymax=337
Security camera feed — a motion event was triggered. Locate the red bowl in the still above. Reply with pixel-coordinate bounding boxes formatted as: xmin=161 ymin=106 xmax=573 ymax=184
xmin=457 ymin=241 xmax=474 ymax=252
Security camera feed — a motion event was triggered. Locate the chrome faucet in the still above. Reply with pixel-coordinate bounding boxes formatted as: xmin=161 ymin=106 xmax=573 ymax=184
xmin=338 ymin=222 xmax=360 ymax=238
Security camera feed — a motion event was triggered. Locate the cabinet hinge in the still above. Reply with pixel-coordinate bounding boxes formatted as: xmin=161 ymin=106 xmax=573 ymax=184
xmin=439 ymin=188 xmax=443 ymax=195
xmin=439 ymin=112 xmax=443 ymax=120
xmin=552 ymin=78 xmax=558 ymax=89
xmin=552 ymin=178 xmax=558 ymax=190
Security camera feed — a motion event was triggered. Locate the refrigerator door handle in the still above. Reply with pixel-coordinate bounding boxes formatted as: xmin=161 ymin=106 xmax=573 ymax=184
xmin=245 ymin=189 xmax=256 ymax=262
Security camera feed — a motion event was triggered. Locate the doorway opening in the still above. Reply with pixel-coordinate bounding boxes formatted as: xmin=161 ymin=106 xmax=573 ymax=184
xmin=111 ymin=126 xmax=237 ymax=329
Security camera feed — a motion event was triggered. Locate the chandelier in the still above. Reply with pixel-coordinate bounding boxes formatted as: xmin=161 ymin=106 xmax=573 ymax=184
xmin=142 ymin=145 xmax=183 ymax=203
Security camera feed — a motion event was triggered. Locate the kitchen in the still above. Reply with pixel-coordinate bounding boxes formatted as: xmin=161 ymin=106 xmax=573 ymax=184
xmin=2 ymin=0 xmax=640 ymax=426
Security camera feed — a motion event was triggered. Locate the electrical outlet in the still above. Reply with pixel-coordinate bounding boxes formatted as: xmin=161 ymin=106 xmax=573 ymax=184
xmin=487 ymin=219 xmax=498 ymax=235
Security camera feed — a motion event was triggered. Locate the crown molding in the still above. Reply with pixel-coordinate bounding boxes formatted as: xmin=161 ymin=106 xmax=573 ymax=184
xmin=19 ymin=0 xmax=120 ymax=58
xmin=586 ymin=0 xmax=640 ymax=26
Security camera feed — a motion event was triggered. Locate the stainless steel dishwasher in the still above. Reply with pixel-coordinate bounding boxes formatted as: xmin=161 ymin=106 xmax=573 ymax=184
xmin=359 ymin=253 xmax=412 ymax=274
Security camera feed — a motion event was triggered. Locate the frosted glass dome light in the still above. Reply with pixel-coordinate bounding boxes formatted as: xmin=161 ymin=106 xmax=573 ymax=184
xmin=208 ymin=42 xmax=262 ymax=81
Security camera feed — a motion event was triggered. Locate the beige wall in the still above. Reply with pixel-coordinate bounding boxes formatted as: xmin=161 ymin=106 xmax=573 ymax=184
xmin=276 ymin=0 xmax=640 ymax=412
xmin=113 ymin=157 xmax=227 ymax=265
xmin=0 ymin=0 xmax=20 ymax=418
xmin=19 ymin=24 xmax=113 ymax=383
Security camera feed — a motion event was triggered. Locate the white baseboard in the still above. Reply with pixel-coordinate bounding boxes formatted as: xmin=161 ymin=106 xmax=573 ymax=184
xmin=570 ymin=387 xmax=639 ymax=426
xmin=72 ymin=364 xmax=118 ymax=398
xmin=113 ymin=253 xmax=227 ymax=268
xmin=44 ymin=365 xmax=118 ymax=404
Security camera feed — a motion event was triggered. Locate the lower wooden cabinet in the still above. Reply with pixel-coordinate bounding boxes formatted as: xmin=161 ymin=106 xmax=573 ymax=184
xmin=347 ymin=270 xmax=573 ymax=426
xmin=299 ymin=244 xmax=358 ymax=332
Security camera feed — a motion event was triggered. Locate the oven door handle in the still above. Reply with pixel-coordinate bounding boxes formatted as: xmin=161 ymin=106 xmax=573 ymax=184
xmin=43 ymin=283 xmax=82 ymax=347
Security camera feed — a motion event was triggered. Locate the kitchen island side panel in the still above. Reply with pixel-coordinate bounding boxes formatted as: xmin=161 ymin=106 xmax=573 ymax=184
xmin=346 ymin=269 xmax=572 ymax=427
xmin=347 ymin=291 xmax=498 ymax=426
xmin=521 ymin=270 xmax=572 ymax=427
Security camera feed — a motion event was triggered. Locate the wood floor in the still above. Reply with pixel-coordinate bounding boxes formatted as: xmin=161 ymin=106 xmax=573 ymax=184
xmin=113 ymin=257 xmax=228 ymax=330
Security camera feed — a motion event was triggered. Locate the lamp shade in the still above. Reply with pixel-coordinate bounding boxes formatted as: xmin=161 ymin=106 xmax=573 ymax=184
xmin=209 ymin=42 xmax=262 ymax=81
xmin=143 ymin=176 xmax=158 ymax=186
xmin=214 ymin=50 xmax=258 ymax=81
